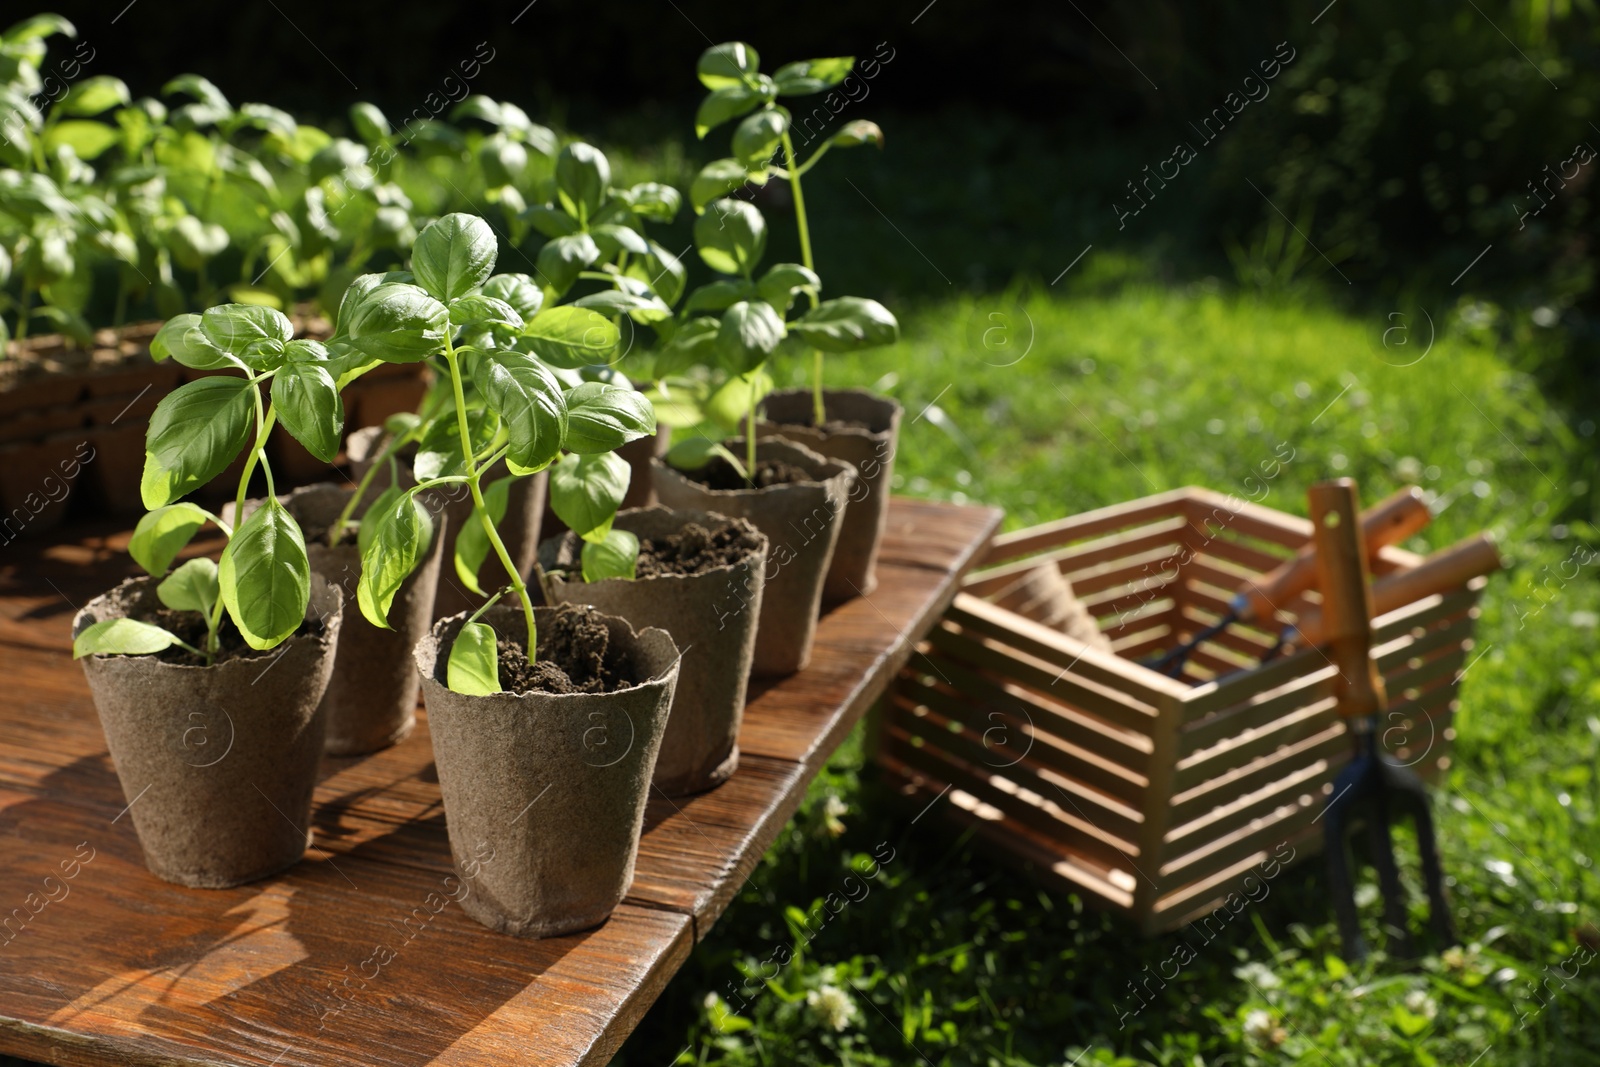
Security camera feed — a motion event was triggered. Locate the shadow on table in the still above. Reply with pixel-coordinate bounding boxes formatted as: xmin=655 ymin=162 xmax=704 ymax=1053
xmin=0 ymin=752 xmax=591 ymax=1067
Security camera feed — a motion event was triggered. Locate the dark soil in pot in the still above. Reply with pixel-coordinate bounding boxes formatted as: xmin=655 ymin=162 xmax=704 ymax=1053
xmin=73 ymin=574 xmax=344 ymax=888
xmin=652 ymin=438 xmax=854 ymax=676
xmin=415 ymin=604 xmax=680 ymax=937
xmin=347 ymin=426 xmax=545 ymax=620
xmin=237 ymin=483 xmax=444 ymax=756
xmin=758 ymin=388 xmax=902 ymax=602
xmin=538 ymin=506 xmax=768 ymax=795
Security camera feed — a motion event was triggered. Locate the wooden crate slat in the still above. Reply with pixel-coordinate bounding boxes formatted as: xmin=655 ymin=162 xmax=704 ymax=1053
xmin=1173 ymin=693 xmax=1341 ymax=794
xmin=1177 ymin=670 xmax=1337 ymax=757
xmin=1167 ymin=723 xmax=1348 ymax=827
xmin=882 ymin=731 xmax=1144 ymax=872
xmin=1164 ymin=752 xmax=1336 ymax=851
xmin=1159 ymin=790 xmax=1323 ymax=886
xmin=890 ymin=679 xmax=1149 ymax=807
xmin=927 ymin=625 xmax=1162 ymax=735
xmin=888 ymin=695 xmax=1146 ymax=844
xmin=1069 ymin=547 xmax=1186 ymax=599
xmin=910 ymin=651 xmax=1155 ymax=774
xmin=982 ymin=488 xmax=1196 ymax=562
xmin=946 ymin=594 xmax=1188 ymax=702
xmin=876 ymin=754 xmax=1138 ymax=910
xmin=962 ymin=516 xmax=1190 ymax=597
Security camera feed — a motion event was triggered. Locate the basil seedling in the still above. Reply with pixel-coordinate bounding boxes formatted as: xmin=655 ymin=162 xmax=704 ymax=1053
xmin=690 ymin=41 xmax=898 ymax=425
xmin=325 ymin=212 xmax=653 ymax=693
xmin=72 ymin=303 xmax=351 ymax=663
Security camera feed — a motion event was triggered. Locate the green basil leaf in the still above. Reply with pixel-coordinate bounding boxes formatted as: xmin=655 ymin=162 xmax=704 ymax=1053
xmin=447 ymin=621 xmax=501 ymax=696
xmin=665 ymin=435 xmax=732 ymax=471
xmin=788 ymin=296 xmax=899 ymax=351
xmin=129 ymin=502 xmax=211 ymax=575
xmin=697 ymin=42 xmax=760 ymax=90
xmin=169 ymin=216 xmax=228 ymax=268
xmin=479 ymin=135 xmax=528 ymax=186
xmin=151 ymin=313 xmax=237 ymax=370
xmin=732 ymin=109 xmax=788 ymax=167
xmin=695 ymin=199 xmax=766 ymax=277
xmin=453 ymin=475 xmax=511 ymax=596
xmin=717 ymin=300 xmax=786 ymax=375
xmin=773 ymin=57 xmax=855 ymax=96
xmin=413 ymin=405 xmax=497 ymax=482
xmin=534 ymin=232 xmax=600 ymax=299
xmin=582 ymin=529 xmax=639 ymax=582
xmin=549 ymin=451 xmax=630 ymax=542
xmin=271 ymin=362 xmax=344 ymax=463
xmin=653 ymin=316 xmax=721 ymax=378
xmin=44 ymin=120 xmax=119 ymax=160
xmin=690 ymin=159 xmax=750 ymax=213
xmin=522 ymin=305 xmax=619 ymax=369
xmin=626 ymin=182 xmax=681 ymax=223
xmin=706 ymin=367 xmax=773 ymax=431
xmin=474 ymin=349 xmax=567 ymax=472
xmin=412 ymin=212 xmax=498 ymax=303
xmin=141 ymin=377 xmax=256 ymax=509
xmin=357 ymin=485 xmax=401 ymax=555
xmin=563 ymin=381 xmax=655 ymax=454
xmin=72 ymin=618 xmax=180 ymax=660
xmin=555 ymin=142 xmax=610 ymax=222
xmin=482 ymin=273 xmax=544 ymax=320
xmin=573 ymin=288 xmax=672 ymax=323
xmin=829 ymin=119 xmax=884 ymax=149
xmin=757 ymin=262 xmax=821 ymax=311
xmin=524 ymin=204 xmax=580 ymax=238
xmin=636 ymin=241 xmax=687 ymax=306
xmin=219 ymin=498 xmax=310 ymax=650
xmin=685 ymin=279 xmax=757 ymax=314
xmin=333 ymin=270 xmax=410 ymax=334
xmin=696 ymin=86 xmax=765 ymax=139
xmin=157 ymin=557 xmax=220 ymax=615
xmin=449 ymin=294 xmax=524 ymax=332
xmin=349 ymin=101 xmax=391 ymax=144
xmin=357 ymin=490 xmax=434 ymax=629
xmin=199 ymin=303 xmax=293 ymax=355
xmin=590 ymin=222 xmax=650 ymax=259
xmin=346 ymin=282 xmax=449 ymax=364
xmin=6 ymin=13 xmax=77 ymax=43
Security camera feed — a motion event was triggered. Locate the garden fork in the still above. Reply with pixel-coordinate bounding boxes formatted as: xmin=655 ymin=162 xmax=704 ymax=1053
xmin=1310 ymin=479 xmax=1457 ymax=961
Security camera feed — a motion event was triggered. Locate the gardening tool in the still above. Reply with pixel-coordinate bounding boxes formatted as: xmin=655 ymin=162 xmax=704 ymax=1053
xmin=1276 ymin=532 xmax=1502 ymax=652
xmin=1147 ymin=486 xmax=1431 ymax=677
xmin=1310 ymin=478 xmax=1456 ymax=961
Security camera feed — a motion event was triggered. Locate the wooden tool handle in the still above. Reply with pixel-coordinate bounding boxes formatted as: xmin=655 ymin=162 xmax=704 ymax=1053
xmin=1309 ymin=479 xmax=1386 ymax=720
xmin=1235 ymin=486 xmax=1430 ymax=622
xmin=1288 ymin=533 xmax=1502 ymax=647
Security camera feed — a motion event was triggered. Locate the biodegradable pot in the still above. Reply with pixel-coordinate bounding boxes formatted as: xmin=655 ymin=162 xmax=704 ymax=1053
xmin=537 ymin=506 xmax=768 ymax=795
xmin=416 ymin=605 xmax=680 ymax=937
xmin=652 ymin=438 xmax=855 ymax=676
xmin=74 ymin=574 xmax=343 ymax=888
xmin=238 ymin=483 xmax=445 ymax=756
xmin=347 ymin=426 xmax=545 ymax=620
xmin=758 ymin=388 xmax=902 ymax=602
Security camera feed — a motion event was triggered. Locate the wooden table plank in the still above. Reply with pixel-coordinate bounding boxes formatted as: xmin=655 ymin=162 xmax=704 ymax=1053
xmin=0 ymin=497 xmax=1000 ymax=1066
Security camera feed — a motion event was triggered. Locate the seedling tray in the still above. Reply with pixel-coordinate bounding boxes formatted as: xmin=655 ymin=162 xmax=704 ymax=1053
xmin=878 ymin=487 xmax=1485 ymax=933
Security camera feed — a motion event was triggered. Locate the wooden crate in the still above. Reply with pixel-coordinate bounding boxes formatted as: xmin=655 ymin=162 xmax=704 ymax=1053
xmin=877 ymin=486 xmax=1486 ymax=933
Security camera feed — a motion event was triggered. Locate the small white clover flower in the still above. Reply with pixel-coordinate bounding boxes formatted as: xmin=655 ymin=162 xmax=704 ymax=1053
xmin=823 ymin=794 xmax=848 ymax=836
xmin=1235 ymin=961 xmax=1282 ymax=991
xmin=703 ymin=991 xmax=719 ymax=1011
xmin=806 ymin=983 xmax=857 ymax=1031
xmin=1405 ymin=989 xmax=1438 ymax=1020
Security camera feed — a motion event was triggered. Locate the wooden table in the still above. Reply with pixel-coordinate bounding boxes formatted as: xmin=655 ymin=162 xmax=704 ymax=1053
xmin=0 ymin=497 xmax=1000 ymax=1067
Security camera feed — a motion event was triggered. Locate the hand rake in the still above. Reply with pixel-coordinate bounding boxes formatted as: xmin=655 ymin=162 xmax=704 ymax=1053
xmin=1309 ymin=478 xmax=1457 ymax=961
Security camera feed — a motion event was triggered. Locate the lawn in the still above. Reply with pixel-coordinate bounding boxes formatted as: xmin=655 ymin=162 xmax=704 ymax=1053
xmin=615 ymin=284 xmax=1600 ymax=1065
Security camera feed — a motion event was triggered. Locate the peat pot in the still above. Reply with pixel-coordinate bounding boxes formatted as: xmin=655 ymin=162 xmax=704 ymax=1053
xmin=74 ymin=575 xmax=343 ymax=888
xmin=538 ymin=505 xmax=768 ymax=795
xmin=653 ymin=437 xmax=855 ymax=676
xmin=243 ymin=483 xmax=445 ymax=755
xmin=415 ymin=605 xmax=680 ymax=937
xmin=759 ymin=387 xmax=902 ymax=602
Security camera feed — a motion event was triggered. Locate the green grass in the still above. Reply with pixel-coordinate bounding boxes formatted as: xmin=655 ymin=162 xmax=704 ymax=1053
xmin=615 ymin=285 xmax=1600 ymax=1066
